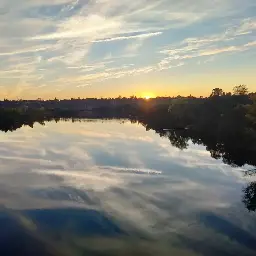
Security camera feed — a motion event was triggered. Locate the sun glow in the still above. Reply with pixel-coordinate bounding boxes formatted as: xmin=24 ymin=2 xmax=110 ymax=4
xmin=143 ymin=93 xmax=155 ymax=100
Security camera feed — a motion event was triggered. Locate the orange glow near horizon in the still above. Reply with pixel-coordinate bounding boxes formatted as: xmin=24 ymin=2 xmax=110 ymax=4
xmin=1 ymin=80 xmax=254 ymax=100
xmin=142 ymin=93 xmax=155 ymax=100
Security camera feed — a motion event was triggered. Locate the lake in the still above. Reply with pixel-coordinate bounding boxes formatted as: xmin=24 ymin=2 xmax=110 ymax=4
xmin=0 ymin=119 xmax=255 ymax=256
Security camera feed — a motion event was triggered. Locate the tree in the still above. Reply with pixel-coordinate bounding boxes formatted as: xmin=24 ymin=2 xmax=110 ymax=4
xmin=210 ymin=88 xmax=224 ymax=97
xmin=233 ymin=85 xmax=249 ymax=95
xmin=246 ymin=95 xmax=256 ymax=125
xmin=243 ymin=181 xmax=256 ymax=212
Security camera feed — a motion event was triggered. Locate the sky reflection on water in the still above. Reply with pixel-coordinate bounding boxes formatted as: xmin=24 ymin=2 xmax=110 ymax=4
xmin=0 ymin=120 xmax=255 ymax=255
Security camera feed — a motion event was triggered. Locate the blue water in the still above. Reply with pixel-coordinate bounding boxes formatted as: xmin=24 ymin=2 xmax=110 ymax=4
xmin=0 ymin=119 xmax=255 ymax=256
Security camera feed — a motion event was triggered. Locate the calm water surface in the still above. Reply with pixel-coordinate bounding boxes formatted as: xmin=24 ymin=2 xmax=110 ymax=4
xmin=0 ymin=120 xmax=255 ymax=256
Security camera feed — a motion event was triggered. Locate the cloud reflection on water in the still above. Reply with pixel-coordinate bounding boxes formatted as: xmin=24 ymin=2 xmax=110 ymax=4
xmin=0 ymin=120 xmax=255 ymax=255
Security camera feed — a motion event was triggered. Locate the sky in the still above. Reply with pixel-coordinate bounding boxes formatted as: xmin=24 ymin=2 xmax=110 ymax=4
xmin=0 ymin=0 xmax=255 ymax=99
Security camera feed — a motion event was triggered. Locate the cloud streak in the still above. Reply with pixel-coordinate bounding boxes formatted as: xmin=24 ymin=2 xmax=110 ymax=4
xmin=92 ymin=32 xmax=163 ymax=43
xmin=158 ymin=17 xmax=256 ymax=69
xmin=0 ymin=0 xmax=255 ymax=98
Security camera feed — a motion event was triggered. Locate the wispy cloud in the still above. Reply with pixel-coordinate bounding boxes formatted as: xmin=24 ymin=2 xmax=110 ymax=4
xmin=158 ymin=17 xmax=256 ymax=68
xmin=0 ymin=0 xmax=255 ymax=98
xmin=92 ymin=32 xmax=162 ymax=43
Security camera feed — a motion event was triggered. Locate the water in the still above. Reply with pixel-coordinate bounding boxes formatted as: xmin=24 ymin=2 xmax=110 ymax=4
xmin=0 ymin=119 xmax=255 ymax=256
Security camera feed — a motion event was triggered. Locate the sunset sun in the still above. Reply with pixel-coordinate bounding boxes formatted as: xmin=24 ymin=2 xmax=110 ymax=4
xmin=143 ymin=93 xmax=155 ymax=100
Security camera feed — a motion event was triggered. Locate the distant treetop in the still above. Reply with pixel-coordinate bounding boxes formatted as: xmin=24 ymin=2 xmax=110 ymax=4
xmin=233 ymin=85 xmax=249 ymax=95
xmin=210 ymin=88 xmax=225 ymax=97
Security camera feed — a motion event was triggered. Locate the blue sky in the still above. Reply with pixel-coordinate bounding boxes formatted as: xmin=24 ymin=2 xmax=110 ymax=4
xmin=0 ymin=0 xmax=255 ymax=99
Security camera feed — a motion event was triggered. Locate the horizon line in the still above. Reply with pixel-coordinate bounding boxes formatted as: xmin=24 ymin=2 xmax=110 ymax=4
xmin=1 ymin=93 xmax=255 ymax=101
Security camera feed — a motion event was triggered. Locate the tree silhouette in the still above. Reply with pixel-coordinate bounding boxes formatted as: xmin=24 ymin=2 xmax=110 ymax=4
xmin=246 ymin=95 xmax=256 ymax=125
xmin=243 ymin=182 xmax=256 ymax=212
xmin=233 ymin=85 xmax=249 ymax=95
xmin=210 ymin=88 xmax=225 ymax=97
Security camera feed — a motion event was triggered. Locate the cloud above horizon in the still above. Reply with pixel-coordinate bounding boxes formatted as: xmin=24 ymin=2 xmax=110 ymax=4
xmin=0 ymin=0 xmax=255 ymax=98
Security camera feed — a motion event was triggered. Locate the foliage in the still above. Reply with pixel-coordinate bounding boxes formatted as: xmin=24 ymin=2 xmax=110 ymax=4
xmin=245 ymin=95 xmax=256 ymax=126
xmin=233 ymin=84 xmax=249 ymax=95
xmin=210 ymin=88 xmax=225 ymax=97
xmin=243 ymin=181 xmax=256 ymax=212
xmin=136 ymin=93 xmax=256 ymax=167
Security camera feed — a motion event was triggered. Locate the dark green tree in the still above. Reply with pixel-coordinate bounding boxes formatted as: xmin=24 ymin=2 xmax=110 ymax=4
xmin=243 ymin=181 xmax=256 ymax=212
xmin=246 ymin=95 xmax=256 ymax=125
